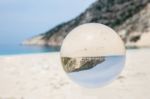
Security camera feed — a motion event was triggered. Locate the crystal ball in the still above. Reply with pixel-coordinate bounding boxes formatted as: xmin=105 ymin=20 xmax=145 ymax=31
xmin=60 ymin=23 xmax=125 ymax=88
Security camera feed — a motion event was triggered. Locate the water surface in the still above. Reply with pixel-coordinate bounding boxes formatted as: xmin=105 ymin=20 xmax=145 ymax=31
xmin=0 ymin=44 xmax=60 ymax=55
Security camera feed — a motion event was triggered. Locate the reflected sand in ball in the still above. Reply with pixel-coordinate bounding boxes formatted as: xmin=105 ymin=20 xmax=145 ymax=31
xmin=60 ymin=23 xmax=125 ymax=88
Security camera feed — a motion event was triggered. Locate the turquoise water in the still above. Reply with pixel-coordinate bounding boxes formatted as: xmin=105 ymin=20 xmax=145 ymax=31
xmin=0 ymin=44 xmax=60 ymax=55
xmin=68 ymin=56 xmax=125 ymax=88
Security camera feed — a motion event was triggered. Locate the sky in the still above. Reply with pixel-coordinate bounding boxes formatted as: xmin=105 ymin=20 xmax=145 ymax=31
xmin=0 ymin=0 xmax=95 ymax=44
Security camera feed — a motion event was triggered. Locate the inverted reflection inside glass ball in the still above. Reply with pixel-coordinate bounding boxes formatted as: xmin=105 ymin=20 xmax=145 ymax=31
xmin=60 ymin=23 xmax=125 ymax=88
xmin=61 ymin=55 xmax=125 ymax=88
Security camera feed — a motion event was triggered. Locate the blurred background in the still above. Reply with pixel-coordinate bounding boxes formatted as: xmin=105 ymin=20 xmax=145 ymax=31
xmin=0 ymin=0 xmax=95 ymax=55
xmin=0 ymin=0 xmax=150 ymax=55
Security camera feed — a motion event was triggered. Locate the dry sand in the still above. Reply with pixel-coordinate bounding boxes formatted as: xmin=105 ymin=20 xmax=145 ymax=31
xmin=0 ymin=49 xmax=150 ymax=99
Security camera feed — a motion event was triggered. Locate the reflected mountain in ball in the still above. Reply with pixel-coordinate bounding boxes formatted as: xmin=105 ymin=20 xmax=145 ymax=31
xmin=61 ymin=56 xmax=105 ymax=73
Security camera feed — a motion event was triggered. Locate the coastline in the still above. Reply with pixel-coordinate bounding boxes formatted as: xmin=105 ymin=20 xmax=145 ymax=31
xmin=0 ymin=49 xmax=150 ymax=99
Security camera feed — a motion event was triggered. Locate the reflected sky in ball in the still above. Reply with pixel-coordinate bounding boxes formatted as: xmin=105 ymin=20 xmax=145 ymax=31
xmin=68 ymin=56 xmax=125 ymax=88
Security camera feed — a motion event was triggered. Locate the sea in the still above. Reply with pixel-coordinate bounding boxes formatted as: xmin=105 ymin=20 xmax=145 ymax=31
xmin=0 ymin=44 xmax=60 ymax=56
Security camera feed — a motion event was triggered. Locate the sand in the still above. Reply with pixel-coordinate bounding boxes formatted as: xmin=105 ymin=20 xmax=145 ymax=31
xmin=0 ymin=49 xmax=150 ymax=99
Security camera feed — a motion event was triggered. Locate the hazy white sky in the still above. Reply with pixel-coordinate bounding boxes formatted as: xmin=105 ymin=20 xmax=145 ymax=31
xmin=0 ymin=0 xmax=95 ymax=44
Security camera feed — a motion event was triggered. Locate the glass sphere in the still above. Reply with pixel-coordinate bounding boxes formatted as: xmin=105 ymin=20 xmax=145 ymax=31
xmin=60 ymin=23 xmax=125 ymax=88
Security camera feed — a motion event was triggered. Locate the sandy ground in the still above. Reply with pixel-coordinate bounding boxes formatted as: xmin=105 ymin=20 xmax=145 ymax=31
xmin=0 ymin=49 xmax=150 ymax=99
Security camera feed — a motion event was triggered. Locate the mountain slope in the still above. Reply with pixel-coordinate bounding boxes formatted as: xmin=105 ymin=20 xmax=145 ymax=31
xmin=23 ymin=0 xmax=150 ymax=47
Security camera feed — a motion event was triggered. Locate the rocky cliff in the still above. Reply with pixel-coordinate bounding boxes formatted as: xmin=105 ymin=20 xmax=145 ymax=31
xmin=61 ymin=57 xmax=105 ymax=73
xmin=23 ymin=0 xmax=150 ymax=48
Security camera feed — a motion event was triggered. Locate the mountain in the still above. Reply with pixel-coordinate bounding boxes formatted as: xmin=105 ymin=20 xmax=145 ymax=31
xmin=23 ymin=0 xmax=150 ymax=48
xmin=61 ymin=57 xmax=105 ymax=73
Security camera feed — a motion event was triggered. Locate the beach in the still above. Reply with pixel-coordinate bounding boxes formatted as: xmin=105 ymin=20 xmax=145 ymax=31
xmin=0 ymin=49 xmax=150 ymax=99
